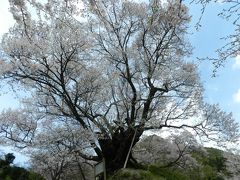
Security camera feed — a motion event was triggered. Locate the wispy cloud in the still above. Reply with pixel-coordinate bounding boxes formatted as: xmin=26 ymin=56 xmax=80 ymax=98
xmin=232 ymin=55 xmax=240 ymax=69
xmin=207 ymin=85 xmax=219 ymax=92
xmin=0 ymin=0 xmax=15 ymax=39
xmin=233 ymin=89 xmax=240 ymax=103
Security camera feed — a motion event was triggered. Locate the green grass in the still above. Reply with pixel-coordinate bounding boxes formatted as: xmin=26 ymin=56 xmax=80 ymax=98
xmin=109 ymin=168 xmax=165 ymax=180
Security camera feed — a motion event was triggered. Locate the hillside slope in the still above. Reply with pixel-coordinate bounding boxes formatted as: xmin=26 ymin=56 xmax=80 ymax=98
xmin=109 ymin=135 xmax=240 ymax=180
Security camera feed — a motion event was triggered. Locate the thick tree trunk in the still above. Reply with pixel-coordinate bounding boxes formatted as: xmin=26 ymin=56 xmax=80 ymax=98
xmin=98 ymin=127 xmax=144 ymax=174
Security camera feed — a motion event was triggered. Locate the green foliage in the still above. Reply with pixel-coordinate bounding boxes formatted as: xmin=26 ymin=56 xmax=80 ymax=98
xmin=28 ymin=171 xmax=45 ymax=180
xmin=0 ymin=153 xmax=45 ymax=180
xmin=110 ymin=147 xmax=232 ymax=180
xmin=148 ymin=165 xmax=190 ymax=180
xmin=191 ymin=147 xmax=232 ymax=179
xmin=206 ymin=148 xmax=227 ymax=173
xmin=5 ymin=176 xmax=11 ymax=180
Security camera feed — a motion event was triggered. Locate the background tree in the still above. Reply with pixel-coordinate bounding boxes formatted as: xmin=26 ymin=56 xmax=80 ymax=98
xmin=4 ymin=153 xmax=15 ymax=165
xmin=0 ymin=0 xmax=239 ymax=174
xmin=28 ymin=118 xmax=94 ymax=180
xmin=0 ymin=153 xmax=15 ymax=167
xmin=0 ymin=153 xmax=44 ymax=180
xmin=133 ymin=131 xmax=199 ymax=168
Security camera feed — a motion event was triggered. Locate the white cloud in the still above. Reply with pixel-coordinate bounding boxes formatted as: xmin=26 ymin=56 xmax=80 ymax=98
xmin=0 ymin=0 xmax=15 ymax=39
xmin=232 ymin=55 xmax=240 ymax=69
xmin=233 ymin=89 xmax=240 ymax=103
xmin=216 ymin=0 xmax=225 ymax=4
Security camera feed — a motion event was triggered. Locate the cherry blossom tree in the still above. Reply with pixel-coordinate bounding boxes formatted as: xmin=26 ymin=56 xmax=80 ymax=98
xmin=0 ymin=0 xmax=239 ymax=173
xmin=133 ymin=132 xmax=199 ymax=168
xmin=29 ymin=124 xmax=94 ymax=180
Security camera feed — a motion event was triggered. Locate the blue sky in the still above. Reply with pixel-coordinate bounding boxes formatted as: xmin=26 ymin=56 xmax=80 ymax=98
xmin=0 ymin=0 xmax=239 ymax=164
xmin=187 ymin=2 xmax=240 ymax=121
xmin=0 ymin=0 xmax=20 ymax=110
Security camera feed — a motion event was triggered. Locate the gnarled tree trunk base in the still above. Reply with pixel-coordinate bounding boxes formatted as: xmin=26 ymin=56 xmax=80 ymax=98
xmin=98 ymin=127 xmax=143 ymax=174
